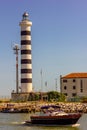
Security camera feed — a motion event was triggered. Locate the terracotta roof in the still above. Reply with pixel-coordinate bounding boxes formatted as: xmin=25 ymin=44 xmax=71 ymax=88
xmin=62 ymin=73 xmax=87 ymax=78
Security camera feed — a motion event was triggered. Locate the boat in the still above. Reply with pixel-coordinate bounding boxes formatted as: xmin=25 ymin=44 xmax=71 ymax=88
xmin=1 ymin=108 xmax=20 ymax=113
xmin=1 ymin=103 xmax=30 ymax=113
xmin=25 ymin=105 xmax=82 ymax=126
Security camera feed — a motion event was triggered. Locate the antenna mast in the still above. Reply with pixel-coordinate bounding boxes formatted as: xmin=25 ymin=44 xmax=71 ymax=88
xmin=13 ymin=44 xmax=20 ymax=93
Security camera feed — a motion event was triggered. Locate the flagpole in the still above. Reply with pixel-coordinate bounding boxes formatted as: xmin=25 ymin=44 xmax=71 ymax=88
xmin=40 ymin=69 xmax=43 ymax=100
xmin=40 ymin=69 xmax=43 ymax=92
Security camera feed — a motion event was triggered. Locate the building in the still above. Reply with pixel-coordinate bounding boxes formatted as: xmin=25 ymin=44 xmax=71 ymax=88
xmin=19 ymin=12 xmax=32 ymax=92
xmin=60 ymin=73 xmax=87 ymax=100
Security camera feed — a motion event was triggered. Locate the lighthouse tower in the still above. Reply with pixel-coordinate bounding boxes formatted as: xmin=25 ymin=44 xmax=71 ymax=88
xmin=19 ymin=12 xmax=32 ymax=92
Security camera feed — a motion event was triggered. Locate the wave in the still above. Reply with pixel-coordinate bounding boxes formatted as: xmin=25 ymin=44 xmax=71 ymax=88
xmin=0 ymin=121 xmax=25 ymax=126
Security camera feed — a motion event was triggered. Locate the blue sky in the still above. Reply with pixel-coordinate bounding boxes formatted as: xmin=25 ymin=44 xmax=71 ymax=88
xmin=0 ymin=0 xmax=87 ymax=96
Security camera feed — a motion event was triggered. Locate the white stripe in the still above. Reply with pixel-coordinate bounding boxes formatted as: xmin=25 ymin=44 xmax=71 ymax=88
xmin=21 ymin=74 xmax=32 ymax=78
xmin=21 ymin=26 xmax=31 ymax=31
xmin=20 ymin=21 xmax=32 ymax=29
xmin=21 ymin=45 xmax=31 ymax=50
xmin=21 ymin=35 xmax=31 ymax=40
xmin=21 ymin=84 xmax=32 ymax=92
xmin=21 ymin=64 xmax=32 ymax=69
xmin=21 ymin=54 xmax=32 ymax=59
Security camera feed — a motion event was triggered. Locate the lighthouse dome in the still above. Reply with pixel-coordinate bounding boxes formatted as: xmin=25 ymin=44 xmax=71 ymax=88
xmin=22 ymin=12 xmax=29 ymax=20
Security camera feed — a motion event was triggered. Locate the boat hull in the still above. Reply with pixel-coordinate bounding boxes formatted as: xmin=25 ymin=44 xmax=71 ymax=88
xmin=30 ymin=114 xmax=81 ymax=125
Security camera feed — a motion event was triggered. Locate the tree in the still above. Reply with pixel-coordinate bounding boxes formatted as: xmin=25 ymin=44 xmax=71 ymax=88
xmin=28 ymin=93 xmax=40 ymax=101
xmin=47 ymin=91 xmax=65 ymax=102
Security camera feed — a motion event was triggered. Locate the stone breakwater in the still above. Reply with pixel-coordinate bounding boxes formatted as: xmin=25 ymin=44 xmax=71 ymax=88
xmin=56 ymin=102 xmax=87 ymax=113
xmin=0 ymin=102 xmax=87 ymax=113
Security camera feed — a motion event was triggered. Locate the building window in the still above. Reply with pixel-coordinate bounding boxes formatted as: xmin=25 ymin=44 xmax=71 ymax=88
xmin=80 ymin=89 xmax=83 ymax=93
xmin=63 ymin=79 xmax=67 ymax=83
xmin=73 ymin=79 xmax=76 ymax=82
xmin=80 ymin=80 xmax=83 ymax=92
xmin=64 ymin=93 xmax=67 ymax=96
xmin=80 ymin=80 xmax=83 ymax=88
xmin=73 ymin=86 xmax=76 ymax=89
xmin=64 ymin=86 xmax=67 ymax=90
xmin=72 ymin=93 xmax=76 ymax=97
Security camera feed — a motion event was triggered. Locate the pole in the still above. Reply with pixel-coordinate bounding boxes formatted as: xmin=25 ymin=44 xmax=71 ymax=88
xmin=40 ymin=69 xmax=43 ymax=92
xmin=55 ymin=78 xmax=57 ymax=91
xmin=16 ymin=49 xmax=19 ymax=93
xmin=13 ymin=44 xmax=19 ymax=93
xmin=40 ymin=69 xmax=43 ymax=100
xmin=60 ymin=75 xmax=62 ymax=93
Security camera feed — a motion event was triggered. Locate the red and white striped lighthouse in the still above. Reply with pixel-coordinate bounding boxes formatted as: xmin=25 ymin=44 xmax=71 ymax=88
xmin=19 ymin=12 xmax=32 ymax=92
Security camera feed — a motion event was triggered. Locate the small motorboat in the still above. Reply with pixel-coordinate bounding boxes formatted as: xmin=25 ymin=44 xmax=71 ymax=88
xmin=25 ymin=105 xmax=82 ymax=126
xmin=1 ymin=108 xmax=21 ymax=113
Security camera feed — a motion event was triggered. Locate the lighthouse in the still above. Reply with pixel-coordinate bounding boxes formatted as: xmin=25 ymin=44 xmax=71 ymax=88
xmin=19 ymin=12 xmax=32 ymax=92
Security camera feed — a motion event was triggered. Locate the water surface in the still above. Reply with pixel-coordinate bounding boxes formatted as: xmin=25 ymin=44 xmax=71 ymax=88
xmin=0 ymin=113 xmax=86 ymax=130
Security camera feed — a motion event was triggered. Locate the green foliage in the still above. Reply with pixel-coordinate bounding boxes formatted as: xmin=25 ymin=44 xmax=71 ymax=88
xmin=34 ymin=93 xmax=40 ymax=101
xmin=81 ymin=96 xmax=87 ymax=103
xmin=11 ymin=91 xmax=66 ymax=102
xmin=28 ymin=93 xmax=40 ymax=101
xmin=47 ymin=91 xmax=66 ymax=102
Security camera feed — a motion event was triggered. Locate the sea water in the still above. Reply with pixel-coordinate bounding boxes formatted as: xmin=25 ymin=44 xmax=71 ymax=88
xmin=0 ymin=112 xmax=86 ymax=130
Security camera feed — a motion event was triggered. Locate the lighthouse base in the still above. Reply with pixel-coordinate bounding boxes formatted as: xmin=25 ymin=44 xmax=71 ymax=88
xmin=11 ymin=92 xmax=31 ymax=101
xmin=11 ymin=92 xmax=48 ymax=102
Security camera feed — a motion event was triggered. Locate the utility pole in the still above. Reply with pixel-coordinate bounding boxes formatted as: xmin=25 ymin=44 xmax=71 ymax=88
xmin=40 ymin=69 xmax=43 ymax=92
xmin=60 ymin=75 xmax=62 ymax=93
xmin=13 ymin=44 xmax=20 ymax=93
xmin=55 ymin=78 xmax=57 ymax=91
xmin=40 ymin=69 xmax=43 ymax=100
